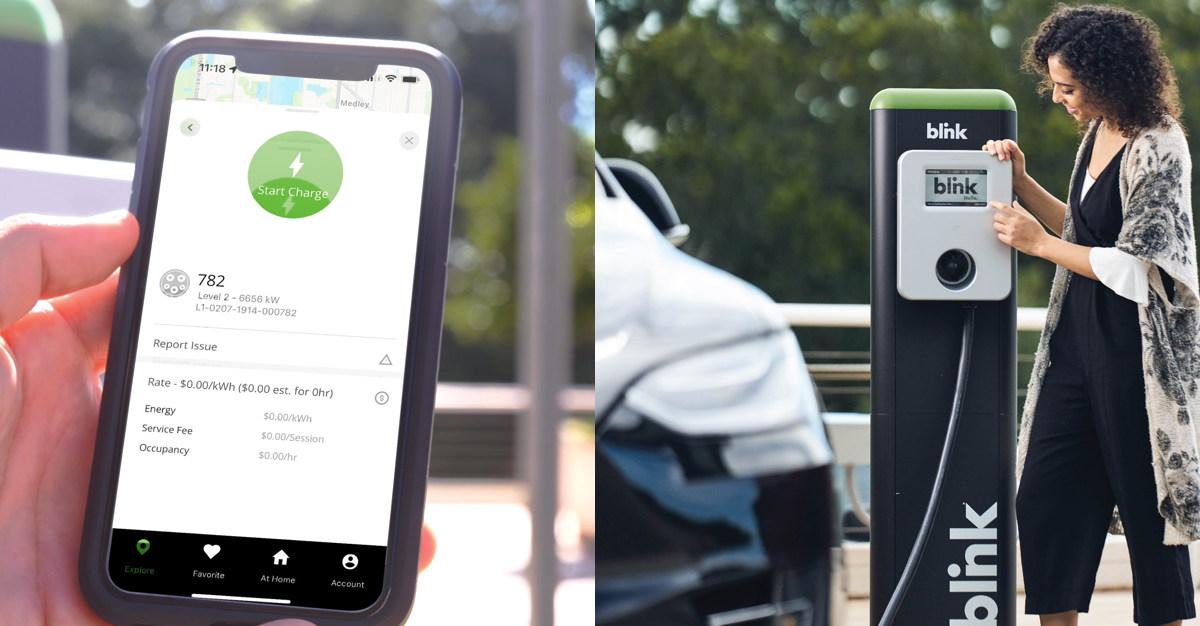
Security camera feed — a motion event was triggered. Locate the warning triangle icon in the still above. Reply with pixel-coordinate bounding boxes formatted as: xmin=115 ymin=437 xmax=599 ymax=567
xmin=379 ymin=354 xmax=393 ymax=366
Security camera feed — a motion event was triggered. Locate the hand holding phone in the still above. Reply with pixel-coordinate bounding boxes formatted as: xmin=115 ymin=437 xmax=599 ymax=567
xmin=0 ymin=214 xmax=313 ymax=626
xmin=0 ymin=211 xmax=138 ymax=626
xmin=72 ymin=31 xmax=460 ymax=625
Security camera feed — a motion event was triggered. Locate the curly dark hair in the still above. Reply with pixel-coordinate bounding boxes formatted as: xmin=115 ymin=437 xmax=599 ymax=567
xmin=1021 ymin=4 xmax=1182 ymax=137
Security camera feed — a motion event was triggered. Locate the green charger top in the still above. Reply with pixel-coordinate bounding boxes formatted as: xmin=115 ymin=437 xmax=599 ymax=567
xmin=870 ymin=88 xmax=1016 ymax=112
xmin=0 ymin=0 xmax=62 ymax=44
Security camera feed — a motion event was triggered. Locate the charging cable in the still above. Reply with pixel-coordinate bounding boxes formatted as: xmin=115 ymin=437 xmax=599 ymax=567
xmin=876 ymin=304 xmax=976 ymax=626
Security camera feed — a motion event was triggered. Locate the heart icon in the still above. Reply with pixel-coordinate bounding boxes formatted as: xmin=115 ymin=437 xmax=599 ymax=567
xmin=203 ymin=544 xmax=221 ymax=559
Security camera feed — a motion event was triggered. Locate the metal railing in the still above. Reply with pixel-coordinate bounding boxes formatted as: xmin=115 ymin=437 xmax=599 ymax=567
xmin=789 ymin=301 xmax=1045 ymax=527
xmin=779 ymin=302 xmax=1048 ymax=331
xmin=434 ymin=382 xmax=594 ymax=415
xmin=788 ymin=302 xmax=1045 ymax=399
xmin=787 ymin=300 xmax=1048 ymax=438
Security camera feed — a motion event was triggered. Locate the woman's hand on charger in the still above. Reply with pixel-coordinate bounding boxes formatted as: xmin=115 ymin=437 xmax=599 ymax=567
xmin=982 ymin=138 xmax=1027 ymax=187
xmin=990 ymin=200 xmax=1048 ymax=257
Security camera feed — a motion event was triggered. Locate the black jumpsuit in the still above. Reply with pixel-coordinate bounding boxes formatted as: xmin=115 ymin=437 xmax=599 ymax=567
xmin=1015 ymin=133 xmax=1195 ymax=625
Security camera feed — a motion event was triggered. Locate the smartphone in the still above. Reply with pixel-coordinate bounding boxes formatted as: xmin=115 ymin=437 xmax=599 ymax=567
xmin=80 ymin=31 xmax=460 ymax=624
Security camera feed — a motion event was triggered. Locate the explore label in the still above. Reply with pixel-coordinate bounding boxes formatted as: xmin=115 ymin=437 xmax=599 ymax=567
xmin=248 ymin=131 xmax=343 ymax=218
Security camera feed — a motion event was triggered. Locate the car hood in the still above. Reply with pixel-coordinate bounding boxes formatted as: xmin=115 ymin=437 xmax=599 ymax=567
xmin=595 ymin=180 xmax=789 ymax=417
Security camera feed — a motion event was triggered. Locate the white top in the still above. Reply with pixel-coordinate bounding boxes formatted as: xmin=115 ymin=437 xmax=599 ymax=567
xmin=1080 ymin=169 xmax=1153 ymax=304
xmin=1080 ymin=169 xmax=1097 ymax=201
xmin=1090 ymin=247 xmax=1151 ymax=304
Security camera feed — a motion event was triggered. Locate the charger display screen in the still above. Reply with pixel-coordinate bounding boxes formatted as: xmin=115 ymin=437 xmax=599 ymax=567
xmin=925 ymin=169 xmax=987 ymax=206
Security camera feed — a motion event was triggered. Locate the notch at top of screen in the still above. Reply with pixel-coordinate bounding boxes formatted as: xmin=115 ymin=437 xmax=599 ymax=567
xmin=236 ymin=51 xmax=377 ymax=81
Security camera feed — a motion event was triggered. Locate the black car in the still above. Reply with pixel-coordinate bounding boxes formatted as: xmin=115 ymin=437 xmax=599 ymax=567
xmin=595 ymin=156 xmax=845 ymax=626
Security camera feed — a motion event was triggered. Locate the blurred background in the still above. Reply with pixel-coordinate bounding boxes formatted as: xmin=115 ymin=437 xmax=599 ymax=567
xmin=596 ymin=0 xmax=1200 ymax=414
xmin=0 ymin=0 xmax=595 ymax=623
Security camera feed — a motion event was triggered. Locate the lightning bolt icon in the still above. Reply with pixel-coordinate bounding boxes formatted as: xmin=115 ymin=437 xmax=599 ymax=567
xmin=289 ymin=153 xmax=304 ymax=177
xmin=281 ymin=196 xmax=295 ymax=216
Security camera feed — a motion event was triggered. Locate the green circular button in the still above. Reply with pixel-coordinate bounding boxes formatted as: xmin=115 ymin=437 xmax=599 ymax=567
xmin=248 ymin=131 xmax=343 ymax=219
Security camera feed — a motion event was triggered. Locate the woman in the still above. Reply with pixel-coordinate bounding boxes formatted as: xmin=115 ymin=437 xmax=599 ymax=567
xmin=985 ymin=5 xmax=1200 ymax=626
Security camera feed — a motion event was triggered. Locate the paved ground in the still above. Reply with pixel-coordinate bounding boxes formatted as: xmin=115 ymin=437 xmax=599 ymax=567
xmin=846 ymin=592 xmax=1197 ymax=625
xmin=406 ymin=499 xmax=594 ymax=625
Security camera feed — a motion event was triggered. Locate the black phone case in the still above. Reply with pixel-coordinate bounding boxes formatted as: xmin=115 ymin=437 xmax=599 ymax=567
xmin=79 ymin=30 xmax=461 ymax=625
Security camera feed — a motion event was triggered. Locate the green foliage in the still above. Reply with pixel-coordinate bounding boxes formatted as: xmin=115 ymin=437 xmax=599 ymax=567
xmin=597 ymin=0 xmax=1200 ymax=409
xmin=448 ymin=136 xmax=597 ymax=381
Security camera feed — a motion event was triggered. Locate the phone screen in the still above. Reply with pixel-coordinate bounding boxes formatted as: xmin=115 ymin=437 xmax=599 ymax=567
xmin=106 ymin=53 xmax=432 ymax=610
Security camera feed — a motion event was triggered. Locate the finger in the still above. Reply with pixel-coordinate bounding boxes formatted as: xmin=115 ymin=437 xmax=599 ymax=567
xmin=418 ymin=524 xmax=437 ymax=572
xmin=48 ymin=271 xmax=121 ymax=372
xmin=988 ymin=201 xmax=1011 ymax=211
xmin=0 ymin=211 xmax=139 ymax=331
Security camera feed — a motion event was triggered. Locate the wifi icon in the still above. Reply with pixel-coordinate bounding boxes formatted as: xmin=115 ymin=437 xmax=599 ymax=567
xmin=385 ymin=74 xmax=397 ymax=83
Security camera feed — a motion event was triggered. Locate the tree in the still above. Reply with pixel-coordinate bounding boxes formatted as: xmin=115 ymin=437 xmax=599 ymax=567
xmin=597 ymin=0 xmax=1200 ymax=410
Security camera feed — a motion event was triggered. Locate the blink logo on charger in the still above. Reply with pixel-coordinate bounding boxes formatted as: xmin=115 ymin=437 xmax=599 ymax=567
xmin=949 ymin=501 xmax=1000 ymax=626
xmin=925 ymin=169 xmax=986 ymax=206
xmin=932 ymin=175 xmax=979 ymax=196
xmin=927 ymin=122 xmax=969 ymax=140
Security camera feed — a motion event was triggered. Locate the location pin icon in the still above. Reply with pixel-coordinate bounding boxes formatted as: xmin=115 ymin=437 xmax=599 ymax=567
xmin=136 ymin=539 xmax=150 ymax=556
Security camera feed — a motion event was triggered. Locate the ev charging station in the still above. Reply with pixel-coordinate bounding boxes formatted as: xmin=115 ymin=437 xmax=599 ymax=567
xmin=870 ymin=89 xmax=1018 ymax=626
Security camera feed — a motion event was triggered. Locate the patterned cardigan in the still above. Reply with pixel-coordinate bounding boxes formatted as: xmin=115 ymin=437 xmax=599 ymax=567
xmin=1015 ymin=116 xmax=1200 ymax=545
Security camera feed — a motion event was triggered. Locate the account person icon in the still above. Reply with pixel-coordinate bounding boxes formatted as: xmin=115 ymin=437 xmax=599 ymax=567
xmin=342 ymin=554 xmax=359 ymax=570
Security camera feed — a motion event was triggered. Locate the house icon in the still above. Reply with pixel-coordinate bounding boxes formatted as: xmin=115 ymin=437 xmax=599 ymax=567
xmin=273 ymin=550 xmax=289 ymax=565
